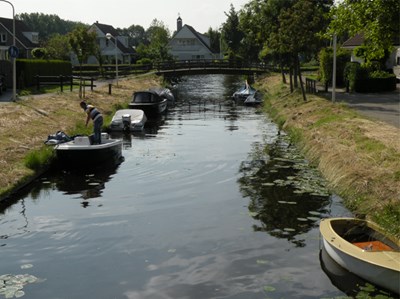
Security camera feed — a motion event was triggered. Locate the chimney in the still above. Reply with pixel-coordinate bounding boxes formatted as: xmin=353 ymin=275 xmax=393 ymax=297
xmin=177 ymin=15 xmax=182 ymax=32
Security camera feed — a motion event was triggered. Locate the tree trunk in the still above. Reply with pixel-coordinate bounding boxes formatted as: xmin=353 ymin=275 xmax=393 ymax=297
xmin=289 ymin=67 xmax=293 ymax=93
xmin=297 ymin=55 xmax=307 ymax=102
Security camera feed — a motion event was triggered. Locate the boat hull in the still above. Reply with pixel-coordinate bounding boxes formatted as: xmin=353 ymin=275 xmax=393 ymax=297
xmin=128 ymin=101 xmax=167 ymax=116
xmin=109 ymin=109 xmax=147 ymax=132
xmin=55 ymin=138 xmax=122 ymax=169
xmin=320 ymin=218 xmax=400 ymax=294
xmin=130 ymin=90 xmax=168 ymax=117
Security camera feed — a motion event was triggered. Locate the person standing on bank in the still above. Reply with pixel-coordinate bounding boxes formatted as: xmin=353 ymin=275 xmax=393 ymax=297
xmin=80 ymin=101 xmax=103 ymax=144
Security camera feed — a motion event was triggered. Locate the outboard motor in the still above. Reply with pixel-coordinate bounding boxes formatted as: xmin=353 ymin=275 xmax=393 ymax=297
xmin=122 ymin=114 xmax=131 ymax=131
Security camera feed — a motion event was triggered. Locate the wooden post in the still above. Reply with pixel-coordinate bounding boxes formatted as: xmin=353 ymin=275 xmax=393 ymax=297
xmin=36 ymin=75 xmax=40 ymax=91
xmin=70 ymin=76 xmax=73 ymax=92
xmin=60 ymin=75 xmax=63 ymax=92
xmin=108 ymin=83 xmax=112 ymax=95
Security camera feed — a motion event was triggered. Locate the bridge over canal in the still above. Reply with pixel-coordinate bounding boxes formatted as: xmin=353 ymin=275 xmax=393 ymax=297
xmin=154 ymin=59 xmax=271 ymax=77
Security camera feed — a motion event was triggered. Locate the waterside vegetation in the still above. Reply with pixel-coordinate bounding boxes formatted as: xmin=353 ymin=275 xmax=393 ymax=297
xmin=257 ymin=74 xmax=400 ymax=238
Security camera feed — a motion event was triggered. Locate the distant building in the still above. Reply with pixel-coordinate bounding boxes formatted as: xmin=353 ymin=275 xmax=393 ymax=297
xmin=169 ymin=16 xmax=217 ymax=61
xmin=76 ymin=21 xmax=136 ymax=65
xmin=0 ymin=17 xmax=39 ymax=60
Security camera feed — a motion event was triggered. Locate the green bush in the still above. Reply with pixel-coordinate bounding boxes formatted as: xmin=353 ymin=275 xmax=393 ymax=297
xmin=354 ymin=76 xmax=396 ymax=92
xmin=344 ymin=63 xmax=396 ymax=92
xmin=318 ymin=47 xmax=351 ymax=89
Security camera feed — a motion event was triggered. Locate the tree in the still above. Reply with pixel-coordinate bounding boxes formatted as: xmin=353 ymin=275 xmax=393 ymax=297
xmin=138 ymin=19 xmax=172 ymax=63
xmin=119 ymin=24 xmax=147 ymax=48
xmin=328 ymin=0 xmax=400 ymax=67
xmin=274 ymin=0 xmax=329 ymax=101
xmin=17 ymin=13 xmax=85 ymax=43
xmin=221 ymin=4 xmax=244 ymax=59
xmin=44 ymin=34 xmax=71 ymax=60
xmin=68 ymin=26 xmax=97 ymax=97
xmin=206 ymin=27 xmax=221 ymax=54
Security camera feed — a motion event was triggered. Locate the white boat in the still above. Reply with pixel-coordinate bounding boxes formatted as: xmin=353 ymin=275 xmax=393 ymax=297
xmin=55 ymin=133 xmax=122 ymax=169
xmin=232 ymin=81 xmax=257 ymax=100
xmin=109 ymin=109 xmax=147 ymax=132
xmin=319 ymin=217 xmax=400 ymax=294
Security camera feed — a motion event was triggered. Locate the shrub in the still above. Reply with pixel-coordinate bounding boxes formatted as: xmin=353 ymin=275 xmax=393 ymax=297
xmin=318 ymin=47 xmax=351 ymax=89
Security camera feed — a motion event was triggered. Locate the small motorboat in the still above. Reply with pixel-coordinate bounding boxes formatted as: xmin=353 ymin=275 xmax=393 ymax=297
xmin=109 ymin=109 xmax=147 ymax=132
xmin=54 ymin=133 xmax=122 ymax=169
xmin=232 ymin=81 xmax=257 ymax=100
xmin=129 ymin=89 xmax=169 ymax=117
xmin=244 ymin=91 xmax=263 ymax=106
xmin=319 ymin=217 xmax=400 ymax=294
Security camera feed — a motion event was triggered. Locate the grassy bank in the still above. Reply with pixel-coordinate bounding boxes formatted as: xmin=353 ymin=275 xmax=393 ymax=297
xmin=0 ymin=74 xmax=162 ymax=200
xmin=257 ymin=74 xmax=400 ymax=238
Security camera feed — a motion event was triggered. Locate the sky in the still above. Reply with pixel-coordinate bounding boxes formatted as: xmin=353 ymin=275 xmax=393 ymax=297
xmin=1 ymin=0 xmax=249 ymax=34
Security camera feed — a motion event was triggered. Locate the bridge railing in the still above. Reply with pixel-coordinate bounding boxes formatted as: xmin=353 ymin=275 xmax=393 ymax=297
xmin=155 ymin=59 xmax=269 ymax=72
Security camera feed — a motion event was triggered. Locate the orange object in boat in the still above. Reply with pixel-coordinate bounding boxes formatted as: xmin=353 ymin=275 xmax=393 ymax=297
xmin=352 ymin=241 xmax=394 ymax=251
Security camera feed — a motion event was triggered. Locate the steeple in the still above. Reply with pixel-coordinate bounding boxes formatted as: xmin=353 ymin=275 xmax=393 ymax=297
xmin=177 ymin=14 xmax=182 ymax=32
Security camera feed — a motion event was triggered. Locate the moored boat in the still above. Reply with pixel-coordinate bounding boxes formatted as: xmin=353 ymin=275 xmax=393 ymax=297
xmin=232 ymin=81 xmax=257 ymax=100
xmin=244 ymin=91 xmax=263 ymax=106
xmin=109 ymin=109 xmax=147 ymax=132
xmin=55 ymin=133 xmax=122 ymax=169
xmin=319 ymin=217 xmax=400 ymax=294
xmin=129 ymin=89 xmax=168 ymax=117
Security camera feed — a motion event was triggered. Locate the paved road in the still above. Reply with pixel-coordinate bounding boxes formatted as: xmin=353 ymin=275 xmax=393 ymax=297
xmin=319 ymin=86 xmax=400 ymax=128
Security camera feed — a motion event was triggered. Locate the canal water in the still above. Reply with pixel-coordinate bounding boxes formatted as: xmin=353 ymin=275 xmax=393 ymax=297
xmin=0 ymin=75 xmax=393 ymax=298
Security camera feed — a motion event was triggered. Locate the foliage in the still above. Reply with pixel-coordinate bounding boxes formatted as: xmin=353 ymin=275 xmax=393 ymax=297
xmin=44 ymin=34 xmax=71 ymax=60
xmin=16 ymin=12 xmax=85 ymax=43
xmin=318 ymin=47 xmax=351 ymax=86
xmin=68 ymin=26 xmax=98 ymax=66
xmin=119 ymin=24 xmax=147 ymax=48
xmin=344 ymin=62 xmax=396 ymax=92
xmin=16 ymin=59 xmax=72 ymax=88
xmin=136 ymin=19 xmax=172 ymax=62
xmin=343 ymin=62 xmax=364 ymax=92
xmin=328 ymin=0 xmax=400 ymax=66
xmin=31 ymin=48 xmax=47 ymax=59
xmin=221 ymin=4 xmax=244 ymax=58
xmin=206 ymin=27 xmax=221 ymax=54
xmin=24 ymin=146 xmax=55 ymax=171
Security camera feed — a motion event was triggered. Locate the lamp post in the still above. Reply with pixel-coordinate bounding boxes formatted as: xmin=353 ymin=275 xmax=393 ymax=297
xmin=0 ymin=0 xmax=16 ymax=101
xmin=106 ymin=33 xmax=118 ymax=86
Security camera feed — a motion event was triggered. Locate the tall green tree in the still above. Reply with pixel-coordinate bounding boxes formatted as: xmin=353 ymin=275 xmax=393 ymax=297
xmin=68 ymin=26 xmax=97 ymax=97
xmin=206 ymin=27 xmax=221 ymax=54
xmin=328 ymin=0 xmax=400 ymax=66
xmin=136 ymin=19 xmax=171 ymax=63
xmin=221 ymin=4 xmax=244 ymax=59
xmin=273 ymin=0 xmax=329 ymax=100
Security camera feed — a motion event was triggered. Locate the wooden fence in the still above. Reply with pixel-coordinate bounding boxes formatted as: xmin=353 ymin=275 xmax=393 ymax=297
xmin=35 ymin=75 xmax=96 ymax=92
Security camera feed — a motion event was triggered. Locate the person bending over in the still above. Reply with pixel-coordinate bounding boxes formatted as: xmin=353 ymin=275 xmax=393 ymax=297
xmin=80 ymin=101 xmax=103 ymax=144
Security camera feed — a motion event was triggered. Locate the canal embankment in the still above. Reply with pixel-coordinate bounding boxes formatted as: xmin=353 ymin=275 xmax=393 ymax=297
xmin=256 ymin=74 xmax=400 ymax=238
xmin=0 ymin=74 xmax=162 ymax=201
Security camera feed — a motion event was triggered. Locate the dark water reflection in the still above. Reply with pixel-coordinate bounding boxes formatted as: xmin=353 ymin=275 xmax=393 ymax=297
xmin=0 ymin=75 xmax=394 ymax=299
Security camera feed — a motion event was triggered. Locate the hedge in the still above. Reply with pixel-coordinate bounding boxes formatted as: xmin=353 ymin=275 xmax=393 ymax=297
xmin=16 ymin=59 xmax=72 ymax=88
xmin=354 ymin=76 xmax=397 ymax=93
